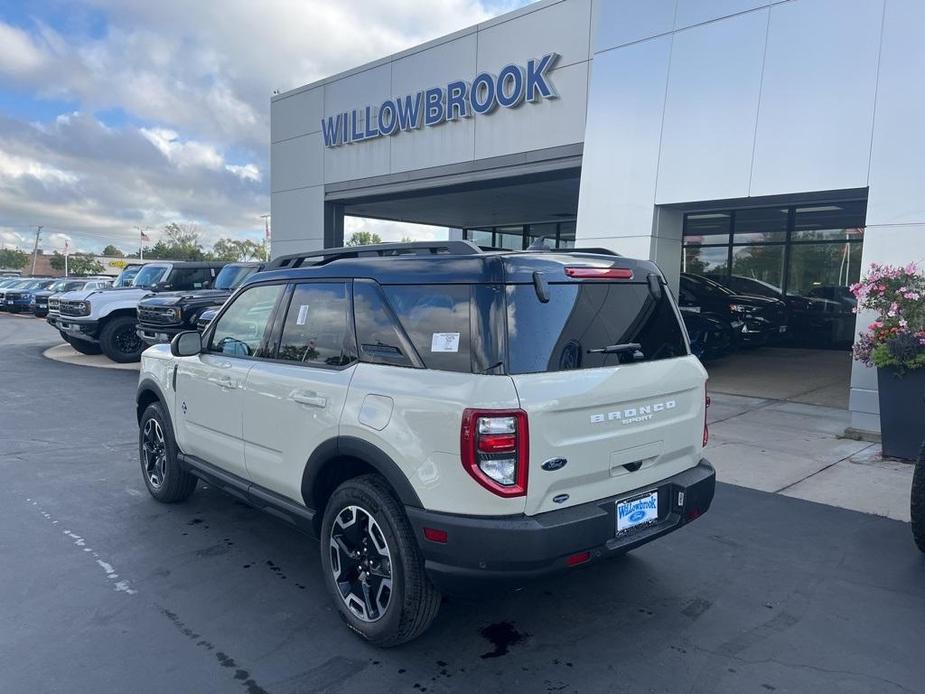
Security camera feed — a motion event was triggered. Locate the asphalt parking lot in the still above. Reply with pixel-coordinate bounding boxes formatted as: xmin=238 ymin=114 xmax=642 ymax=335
xmin=2 ymin=315 xmax=924 ymax=694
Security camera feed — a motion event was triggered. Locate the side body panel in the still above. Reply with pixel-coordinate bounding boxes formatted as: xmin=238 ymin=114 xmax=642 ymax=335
xmin=173 ymin=353 xmax=253 ymax=479
xmin=341 ymin=362 xmax=524 ymax=516
xmin=242 ymin=361 xmax=356 ymax=502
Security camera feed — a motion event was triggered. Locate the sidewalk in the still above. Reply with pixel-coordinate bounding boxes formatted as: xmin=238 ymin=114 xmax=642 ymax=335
xmin=707 ymin=392 xmax=914 ymax=522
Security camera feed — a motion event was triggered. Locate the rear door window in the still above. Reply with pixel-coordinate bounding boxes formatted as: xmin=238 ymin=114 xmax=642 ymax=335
xmin=381 ymin=285 xmax=471 ymax=373
xmin=506 ymin=283 xmax=687 ymax=374
xmin=275 ymin=282 xmax=355 ymax=367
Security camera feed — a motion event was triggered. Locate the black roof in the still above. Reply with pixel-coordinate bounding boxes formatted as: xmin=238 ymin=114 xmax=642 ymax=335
xmin=246 ymin=241 xmax=664 ymax=286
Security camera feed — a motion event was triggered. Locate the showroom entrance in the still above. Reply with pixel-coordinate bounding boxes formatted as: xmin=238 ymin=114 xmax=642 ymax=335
xmin=676 ymin=194 xmax=866 ymax=408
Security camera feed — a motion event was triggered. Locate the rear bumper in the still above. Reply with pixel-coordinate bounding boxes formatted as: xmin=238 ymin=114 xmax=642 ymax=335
xmin=57 ymin=317 xmax=100 ymax=341
xmin=407 ymin=459 xmax=715 ymax=592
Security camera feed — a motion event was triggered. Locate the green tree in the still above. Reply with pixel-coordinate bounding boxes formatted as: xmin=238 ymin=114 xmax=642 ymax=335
xmin=211 ymin=238 xmax=269 ymax=262
xmin=0 ymin=248 xmax=29 ymax=270
xmin=345 ymin=231 xmax=383 ymax=247
xmin=143 ymin=222 xmax=205 ymax=261
xmin=101 ymin=244 xmax=124 ymax=257
xmin=50 ymin=252 xmax=104 ymax=276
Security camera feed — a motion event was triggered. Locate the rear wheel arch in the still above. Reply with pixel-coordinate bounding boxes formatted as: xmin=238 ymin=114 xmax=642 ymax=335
xmin=302 ymin=437 xmax=423 ymax=534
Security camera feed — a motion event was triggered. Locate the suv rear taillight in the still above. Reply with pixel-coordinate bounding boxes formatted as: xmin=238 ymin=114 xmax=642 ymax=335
xmin=461 ymin=409 xmax=529 ymax=497
xmin=703 ymin=386 xmax=711 ymax=447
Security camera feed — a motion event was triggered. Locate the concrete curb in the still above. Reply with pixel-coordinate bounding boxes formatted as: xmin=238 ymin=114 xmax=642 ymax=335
xmin=43 ymin=343 xmax=140 ymax=371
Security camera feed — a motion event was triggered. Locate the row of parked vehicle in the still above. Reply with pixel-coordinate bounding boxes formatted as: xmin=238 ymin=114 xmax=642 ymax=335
xmin=677 ymin=272 xmax=857 ymax=361
xmin=38 ymin=261 xmax=262 ymax=362
xmin=0 ymin=261 xmax=262 ymax=362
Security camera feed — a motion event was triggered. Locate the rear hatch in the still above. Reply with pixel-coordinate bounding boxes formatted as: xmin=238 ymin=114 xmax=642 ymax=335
xmin=503 ymin=256 xmax=707 ymax=515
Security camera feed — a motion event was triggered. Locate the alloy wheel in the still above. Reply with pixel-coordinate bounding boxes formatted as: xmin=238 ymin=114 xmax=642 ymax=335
xmin=142 ymin=418 xmax=167 ymax=489
xmin=114 ymin=325 xmax=143 ymax=356
xmin=329 ymin=505 xmax=393 ymax=622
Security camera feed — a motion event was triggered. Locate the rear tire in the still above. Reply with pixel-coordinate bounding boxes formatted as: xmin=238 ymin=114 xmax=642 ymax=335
xmin=139 ymin=402 xmax=197 ymax=503
xmin=912 ymin=443 xmax=925 ymax=553
xmin=320 ymin=474 xmax=441 ymax=647
xmin=100 ymin=315 xmax=144 ymax=362
xmin=64 ymin=336 xmax=102 ymax=355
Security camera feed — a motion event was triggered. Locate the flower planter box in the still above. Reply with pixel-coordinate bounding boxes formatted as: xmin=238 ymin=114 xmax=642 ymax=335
xmin=877 ymin=366 xmax=925 ymax=460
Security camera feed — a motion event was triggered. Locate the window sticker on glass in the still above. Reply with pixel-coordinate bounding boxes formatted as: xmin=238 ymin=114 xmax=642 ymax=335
xmin=431 ymin=332 xmax=460 ymax=353
xmin=296 ymin=304 xmax=309 ymax=326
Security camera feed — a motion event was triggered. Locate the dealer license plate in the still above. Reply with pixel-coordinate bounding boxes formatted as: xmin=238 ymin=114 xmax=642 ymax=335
xmin=616 ymin=491 xmax=659 ymax=533
xmin=778 ymin=325 xmax=788 ymax=333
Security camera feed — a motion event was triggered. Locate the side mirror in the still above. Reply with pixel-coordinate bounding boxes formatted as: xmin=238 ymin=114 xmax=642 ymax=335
xmin=171 ymin=330 xmax=202 ymax=357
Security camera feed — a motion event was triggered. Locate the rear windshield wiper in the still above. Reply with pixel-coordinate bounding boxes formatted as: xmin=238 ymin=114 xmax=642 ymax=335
xmin=587 ymin=342 xmax=643 ymax=355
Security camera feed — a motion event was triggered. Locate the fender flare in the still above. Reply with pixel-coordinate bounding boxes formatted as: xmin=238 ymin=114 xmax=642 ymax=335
xmin=136 ymin=377 xmax=168 ymax=422
xmin=301 ymin=436 xmax=423 ymax=511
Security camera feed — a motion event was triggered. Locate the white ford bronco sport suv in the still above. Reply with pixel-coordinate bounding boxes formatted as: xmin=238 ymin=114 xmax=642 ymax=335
xmin=135 ymin=241 xmax=715 ymax=646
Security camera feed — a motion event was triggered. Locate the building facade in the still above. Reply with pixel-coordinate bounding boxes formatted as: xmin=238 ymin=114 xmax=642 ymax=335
xmin=270 ymin=0 xmax=925 ymax=435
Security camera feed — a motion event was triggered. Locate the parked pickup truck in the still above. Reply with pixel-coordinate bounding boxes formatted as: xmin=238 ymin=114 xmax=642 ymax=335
xmin=56 ymin=261 xmax=228 ymax=362
xmin=136 ymin=262 xmax=263 ymax=346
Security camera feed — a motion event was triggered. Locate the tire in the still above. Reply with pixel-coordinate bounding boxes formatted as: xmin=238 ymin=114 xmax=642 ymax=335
xmin=139 ymin=402 xmax=197 ymax=503
xmin=912 ymin=443 xmax=925 ymax=553
xmin=64 ymin=335 xmax=102 ymax=355
xmin=320 ymin=474 xmax=441 ymax=647
xmin=99 ymin=315 xmax=144 ymax=363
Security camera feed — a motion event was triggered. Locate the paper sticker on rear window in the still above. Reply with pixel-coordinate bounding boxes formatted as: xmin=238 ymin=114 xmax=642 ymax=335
xmin=431 ymin=332 xmax=460 ymax=353
xmin=296 ymin=304 xmax=309 ymax=325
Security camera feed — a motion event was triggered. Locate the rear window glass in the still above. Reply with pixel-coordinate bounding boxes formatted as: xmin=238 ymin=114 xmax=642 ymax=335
xmin=382 ymin=285 xmax=472 ymax=373
xmin=506 ymin=283 xmax=687 ymax=374
xmin=353 ymin=282 xmax=417 ymax=368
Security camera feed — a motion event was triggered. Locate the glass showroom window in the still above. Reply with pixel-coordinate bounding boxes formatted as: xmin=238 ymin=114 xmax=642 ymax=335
xmin=681 ymin=200 xmax=866 ymax=299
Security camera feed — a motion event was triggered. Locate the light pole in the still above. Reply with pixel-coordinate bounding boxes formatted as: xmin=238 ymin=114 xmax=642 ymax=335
xmin=260 ymin=214 xmax=271 ymax=260
xmin=30 ymin=225 xmax=43 ymax=275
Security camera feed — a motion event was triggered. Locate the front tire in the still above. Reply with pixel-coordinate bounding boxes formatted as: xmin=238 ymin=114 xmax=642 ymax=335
xmin=64 ymin=335 xmax=102 ymax=355
xmin=139 ymin=402 xmax=197 ymax=503
xmin=912 ymin=443 xmax=925 ymax=553
xmin=100 ymin=315 xmax=144 ymax=362
xmin=320 ymin=475 xmax=441 ymax=647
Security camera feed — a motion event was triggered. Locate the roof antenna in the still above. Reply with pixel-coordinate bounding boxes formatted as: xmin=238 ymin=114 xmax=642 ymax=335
xmin=527 ymin=236 xmax=550 ymax=251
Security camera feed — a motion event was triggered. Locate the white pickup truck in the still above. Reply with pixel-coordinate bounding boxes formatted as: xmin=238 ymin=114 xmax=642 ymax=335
xmin=56 ymin=261 xmax=226 ymax=362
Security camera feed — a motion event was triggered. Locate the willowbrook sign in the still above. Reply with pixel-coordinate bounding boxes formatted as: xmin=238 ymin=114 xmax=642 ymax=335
xmin=321 ymin=53 xmax=560 ymax=148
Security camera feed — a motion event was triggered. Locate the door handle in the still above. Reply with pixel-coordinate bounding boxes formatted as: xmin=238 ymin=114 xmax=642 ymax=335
xmin=208 ymin=375 xmax=237 ymax=389
xmin=289 ymin=391 xmax=327 ymax=408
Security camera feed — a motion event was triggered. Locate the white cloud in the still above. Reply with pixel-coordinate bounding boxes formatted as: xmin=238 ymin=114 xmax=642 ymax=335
xmin=225 ymin=163 xmax=261 ymax=182
xmin=0 ymin=22 xmax=48 ymax=77
xmin=0 ymin=1 xmax=531 ymax=251
xmin=0 ymin=148 xmax=78 ymax=184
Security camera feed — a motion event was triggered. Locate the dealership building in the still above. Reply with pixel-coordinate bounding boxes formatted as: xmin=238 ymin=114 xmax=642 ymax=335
xmin=270 ymin=0 xmax=925 ymax=436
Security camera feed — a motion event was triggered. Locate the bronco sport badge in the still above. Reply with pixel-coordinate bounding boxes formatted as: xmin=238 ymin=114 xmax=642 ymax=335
xmin=590 ymin=400 xmax=677 ymax=426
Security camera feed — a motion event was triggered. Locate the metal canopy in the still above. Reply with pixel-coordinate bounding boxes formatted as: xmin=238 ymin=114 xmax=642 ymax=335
xmin=337 ymin=168 xmax=581 ymax=229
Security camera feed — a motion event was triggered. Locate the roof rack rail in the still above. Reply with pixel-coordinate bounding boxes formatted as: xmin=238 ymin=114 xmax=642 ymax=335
xmin=267 ymin=240 xmax=483 ymax=270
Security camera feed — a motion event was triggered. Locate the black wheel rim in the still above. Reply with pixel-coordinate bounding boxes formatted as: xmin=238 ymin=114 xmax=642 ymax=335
xmin=329 ymin=505 xmax=393 ymax=622
xmin=142 ymin=418 xmax=167 ymax=489
xmin=114 ymin=325 xmax=143 ymax=355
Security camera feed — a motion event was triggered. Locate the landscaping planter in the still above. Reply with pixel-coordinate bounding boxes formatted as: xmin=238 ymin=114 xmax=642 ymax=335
xmin=877 ymin=366 xmax=925 ymax=460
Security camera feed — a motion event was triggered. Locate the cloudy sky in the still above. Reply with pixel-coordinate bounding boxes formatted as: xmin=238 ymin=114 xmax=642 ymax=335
xmin=0 ymin=0 xmax=529 ymax=255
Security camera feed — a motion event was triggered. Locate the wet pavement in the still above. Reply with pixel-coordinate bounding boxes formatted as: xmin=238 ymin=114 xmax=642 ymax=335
xmin=2 ymin=316 xmax=923 ymax=694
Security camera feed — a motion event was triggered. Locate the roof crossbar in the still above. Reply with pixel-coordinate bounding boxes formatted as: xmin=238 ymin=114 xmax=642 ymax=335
xmin=267 ymin=240 xmax=483 ymax=269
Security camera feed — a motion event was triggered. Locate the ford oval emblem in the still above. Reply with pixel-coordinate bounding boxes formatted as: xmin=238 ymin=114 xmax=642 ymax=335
xmin=629 ymin=509 xmax=647 ymax=523
xmin=553 ymin=494 xmax=570 ymax=504
xmin=542 ymin=457 xmax=568 ymax=472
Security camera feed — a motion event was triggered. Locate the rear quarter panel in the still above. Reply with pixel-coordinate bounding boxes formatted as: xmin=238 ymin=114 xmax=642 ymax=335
xmin=342 ymin=363 xmax=525 ymax=516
